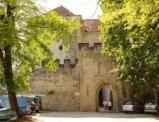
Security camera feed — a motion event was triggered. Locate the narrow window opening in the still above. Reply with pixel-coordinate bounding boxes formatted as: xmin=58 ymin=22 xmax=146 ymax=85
xmin=59 ymin=45 xmax=63 ymax=50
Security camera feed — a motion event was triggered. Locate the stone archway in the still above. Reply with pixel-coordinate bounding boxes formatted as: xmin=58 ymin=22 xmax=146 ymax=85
xmin=98 ymin=86 xmax=113 ymax=112
xmin=96 ymin=83 xmax=119 ymax=112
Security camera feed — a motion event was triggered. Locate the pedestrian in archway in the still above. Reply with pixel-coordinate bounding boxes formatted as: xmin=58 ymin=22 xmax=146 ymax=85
xmin=108 ymin=100 xmax=112 ymax=112
xmin=103 ymin=99 xmax=108 ymax=111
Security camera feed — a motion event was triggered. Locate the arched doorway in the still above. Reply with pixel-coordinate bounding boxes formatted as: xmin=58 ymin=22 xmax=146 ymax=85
xmin=98 ymin=86 xmax=113 ymax=112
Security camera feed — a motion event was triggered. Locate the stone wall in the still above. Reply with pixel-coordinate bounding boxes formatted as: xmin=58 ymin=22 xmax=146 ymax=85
xmin=28 ymin=42 xmax=127 ymax=112
xmin=29 ymin=64 xmax=80 ymax=111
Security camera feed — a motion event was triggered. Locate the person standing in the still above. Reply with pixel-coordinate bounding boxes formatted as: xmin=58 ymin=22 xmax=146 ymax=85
xmin=108 ymin=100 xmax=112 ymax=112
xmin=103 ymin=99 xmax=108 ymax=111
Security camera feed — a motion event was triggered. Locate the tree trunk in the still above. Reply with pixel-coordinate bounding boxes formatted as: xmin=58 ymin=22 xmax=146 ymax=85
xmin=8 ymin=91 xmax=23 ymax=118
xmin=1 ymin=4 xmax=23 ymax=119
xmin=3 ymin=45 xmax=23 ymax=119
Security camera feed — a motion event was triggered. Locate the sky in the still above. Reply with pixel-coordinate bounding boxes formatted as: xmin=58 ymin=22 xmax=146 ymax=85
xmin=39 ymin=0 xmax=102 ymax=19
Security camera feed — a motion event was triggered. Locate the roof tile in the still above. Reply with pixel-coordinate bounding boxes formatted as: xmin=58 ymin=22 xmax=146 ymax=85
xmin=53 ymin=6 xmax=75 ymax=17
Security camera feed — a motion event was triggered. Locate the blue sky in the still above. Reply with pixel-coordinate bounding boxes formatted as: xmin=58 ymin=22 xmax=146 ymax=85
xmin=39 ymin=0 xmax=102 ymax=19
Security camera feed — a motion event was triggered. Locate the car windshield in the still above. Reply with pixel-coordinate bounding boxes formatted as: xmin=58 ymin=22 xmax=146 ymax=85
xmin=145 ymin=100 xmax=155 ymax=105
xmin=125 ymin=101 xmax=133 ymax=105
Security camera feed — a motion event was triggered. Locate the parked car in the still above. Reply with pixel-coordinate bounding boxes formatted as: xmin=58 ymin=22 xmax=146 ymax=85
xmin=122 ymin=100 xmax=144 ymax=113
xmin=0 ymin=95 xmax=31 ymax=115
xmin=27 ymin=96 xmax=42 ymax=113
xmin=0 ymin=105 xmax=17 ymax=122
xmin=144 ymin=100 xmax=159 ymax=113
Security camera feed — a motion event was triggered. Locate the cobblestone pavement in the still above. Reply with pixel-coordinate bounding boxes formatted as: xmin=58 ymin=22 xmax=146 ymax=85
xmin=32 ymin=112 xmax=159 ymax=122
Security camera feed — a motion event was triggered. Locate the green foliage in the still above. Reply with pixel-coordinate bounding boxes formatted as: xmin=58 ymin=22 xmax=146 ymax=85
xmin=48 ymin=90 xmax=54 ymax=95
xmin=99 ymin=0 xmax=159 ymax=90
xmin=0 ymin=0 xmax=79 ymax=92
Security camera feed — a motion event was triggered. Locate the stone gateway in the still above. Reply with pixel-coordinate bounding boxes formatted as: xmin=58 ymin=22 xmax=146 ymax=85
xmin=28 ymin=6 xmax=132 ymax=112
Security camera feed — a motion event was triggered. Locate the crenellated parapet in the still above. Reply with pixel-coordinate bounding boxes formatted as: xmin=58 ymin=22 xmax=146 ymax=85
xmin=78 ymin=43 xmax=102 ymax=51
xmin=77 ymin=43 xmax=105 ymax=59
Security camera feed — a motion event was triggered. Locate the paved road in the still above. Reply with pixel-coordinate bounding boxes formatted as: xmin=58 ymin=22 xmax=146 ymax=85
xmin=32 ymin=112 xmax=159 ymax=122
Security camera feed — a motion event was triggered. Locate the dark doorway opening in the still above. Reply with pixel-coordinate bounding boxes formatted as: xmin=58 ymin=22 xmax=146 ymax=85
xmin=98 ymin=86 xmax=113 ymax=112
xmin=99 ymin=89 xmax=103 ymax=107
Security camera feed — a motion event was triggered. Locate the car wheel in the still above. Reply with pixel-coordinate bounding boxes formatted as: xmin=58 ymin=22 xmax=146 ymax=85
xmin=154 ymin=112 xmax=159 ymax=115
xmin=124 ymin=111 xmax=128 ymax=114
xmin=144 ymin=111 xmax=148 ymax=114
xmin=30 ymin=111 xmax=33 ymax=115
xmin=134 ymin=109 xmax=137 ymax=113
xmin=36 ymin=110 xmax=39 ymax=113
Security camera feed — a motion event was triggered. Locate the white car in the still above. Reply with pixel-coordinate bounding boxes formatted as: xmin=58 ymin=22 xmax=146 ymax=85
xmin=122 ymin=100 xmax=144 ymax=113
xmin=122 ymin=101 xmax=134 ymax=113
xmin=144 ymin=100 xmax=158 ymax=113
